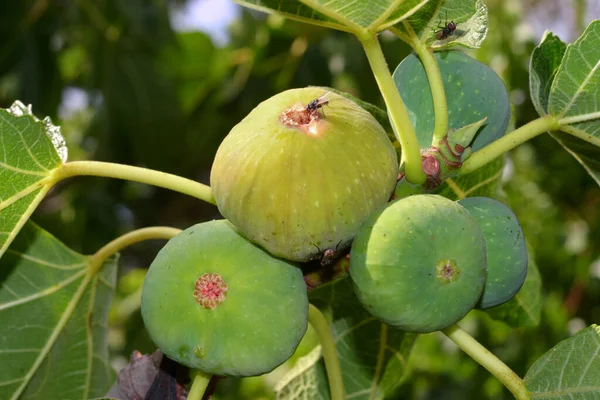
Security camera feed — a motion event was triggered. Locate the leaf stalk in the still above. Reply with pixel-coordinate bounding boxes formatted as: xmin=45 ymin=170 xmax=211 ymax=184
xmin=358 ymin=33 xmax=426 ymax=184
xmin=88 ymin=227 xmax=181 ymax=274
xmin=52 ymin=161 xmax=216 ymax=205
xmin=442 ymin=324 xmax=530 ymax=400
xmin=460 ymin=116 xmax=560 ymax=175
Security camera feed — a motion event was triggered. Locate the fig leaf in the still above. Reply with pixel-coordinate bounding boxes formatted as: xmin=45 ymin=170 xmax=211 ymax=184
xmin=393 ymin=0 xmax=488 ymax=49
xmin=485 ymin=249 xmax=542 ymax=328
xmin=0 ymin=221 xmax=117 ymax=400
xmin=392 ymin=51 xmax=510 ymax=152
xmin=234 ymin=0 xmax=429 ymax=33
xmin=275 ymin=277 xmax=416 ymax=399
xmin=524 ymin=325 xmax=600 ymax=398
xmin=0 ymin=102 xmax=67 ymax=260
xmin=530 ymin=22 xmax=600 ymax=186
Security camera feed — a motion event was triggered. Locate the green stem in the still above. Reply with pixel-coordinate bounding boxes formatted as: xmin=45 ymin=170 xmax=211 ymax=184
xmin=460 ymin=116 xmax=560 ymax=175
xmin=308 ymin=304 xmax=345 ymax=400
xmin=358 ymin=33 xmax=426 ymax=184
xmin=442 ymin=324 xmax=529 ymax=400
xmin=88 ymin=227 xmax=181 ymax=274
xmin=412 ymin=42 xmax=448 ymax=142
xmin=188 ymin=369 xmax=212 ymax=400
xmin=52 ymin=161 xmax=216 ymax=205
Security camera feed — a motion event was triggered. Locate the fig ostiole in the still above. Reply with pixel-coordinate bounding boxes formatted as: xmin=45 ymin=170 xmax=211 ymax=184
xmin=141 ymin=219 xmax=308 ymax=377
xmin=458 ymin=197 xmax=528 ymax=309
xmin=210 ymin=87 xmax=398 ymax=262
xmin=350 ymin=194 xmax=487 ymax=333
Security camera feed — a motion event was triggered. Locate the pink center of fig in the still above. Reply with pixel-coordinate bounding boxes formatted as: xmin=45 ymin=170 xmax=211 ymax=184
xmin=194 ymin=273 xmax=228 ymax=309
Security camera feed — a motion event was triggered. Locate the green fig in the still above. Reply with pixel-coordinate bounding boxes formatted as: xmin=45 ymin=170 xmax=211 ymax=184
xmin=350 ymin=195 xmax=487 ymax=333
xmin=210 ymin=87 xmax=398 ymax=262
xmin=458 ymin=197 xmax=527 ymax=309
xmin=141 ymin=220 xmax=308 ymax=377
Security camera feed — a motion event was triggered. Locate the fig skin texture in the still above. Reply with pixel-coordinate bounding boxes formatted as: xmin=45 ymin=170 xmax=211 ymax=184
xmin=458 ymin=197 xmax=528 ymax=309
xmin=210 ymin=87 xmax=398 ymax=262
xmin=141 ymin=220 xmax=308 ymax=377
xmin=350 ymin=195 xmax=487 ymax=333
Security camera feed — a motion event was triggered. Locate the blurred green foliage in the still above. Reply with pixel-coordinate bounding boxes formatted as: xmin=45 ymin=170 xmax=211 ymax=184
xmin=0 ymin=0 xmax=598 ymax=398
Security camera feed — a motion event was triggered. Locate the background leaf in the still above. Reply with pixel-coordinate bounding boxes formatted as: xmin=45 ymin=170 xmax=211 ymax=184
xmin=0 ymin=222 xmax=117 ymax=399
xmin=524 ymin=325 xmax=600 ymax=398
xmin=393 ymin=51 xmax=510 ymax=151
xmin=393 ymin=0 xmax=487 ymax=49
xmin=541 ymin=21 xmax=600 ymax=185
xmin=235 ymin=0 xmax=430 ymax=32
xmin=275 ymin=278 xmax=416 ymax=399
xmin=0 ymin=102 xmax=65 ymax=259
xmin=529 ymin=31 xmax=567 ymax=116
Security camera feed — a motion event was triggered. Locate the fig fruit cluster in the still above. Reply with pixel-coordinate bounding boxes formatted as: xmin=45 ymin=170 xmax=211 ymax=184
xmin=140 ymin=86 xmax=527 ymax=379
xmin=350 ymin=194 xmax=527 ymax=333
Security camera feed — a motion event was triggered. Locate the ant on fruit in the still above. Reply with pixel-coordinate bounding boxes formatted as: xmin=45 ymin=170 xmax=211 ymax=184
xmin=306 ymin=92 xmax=332 ymax=119
xmin=433 ymin=12 xmax=457 ymax=40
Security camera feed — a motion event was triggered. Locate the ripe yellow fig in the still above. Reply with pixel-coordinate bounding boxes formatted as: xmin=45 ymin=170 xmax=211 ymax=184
xmin=210 ymin=87 xmax=398 ymax=262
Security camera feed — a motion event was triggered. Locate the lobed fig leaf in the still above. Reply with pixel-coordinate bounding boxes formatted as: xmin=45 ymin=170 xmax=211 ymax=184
xmin=350 ymin=195 xmax=487 ymax=333
xmin=141 ymin=220 xmax=308 ymax=377
xmin=211 ymin=87 xmax=398 ymax=262
xmin=458 ymin=197 xmax=528 ymax=309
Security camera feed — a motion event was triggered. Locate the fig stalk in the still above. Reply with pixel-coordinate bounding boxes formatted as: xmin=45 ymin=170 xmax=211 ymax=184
xmin=308 ymin=304 xmax=345 ymax=400
xmin=188 ymin=369 xmax=212 ymax=400
xmin=442 ymin=324 xmax=529 ymax=400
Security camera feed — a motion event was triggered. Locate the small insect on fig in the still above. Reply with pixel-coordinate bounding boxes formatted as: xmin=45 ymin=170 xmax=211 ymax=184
xmin=306 ymin=92 xmax=331 ymax=119
xmin=433 ymin=12 xmax=457 ymax=40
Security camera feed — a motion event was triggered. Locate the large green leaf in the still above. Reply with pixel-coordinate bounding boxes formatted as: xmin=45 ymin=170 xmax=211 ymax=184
xmin=275 ymin=278 xmax=416 ymax=399
xmin=548 ymin=21 xmax=600 ymax=123
xmin=0 ymin=222 xmax=117 ymax=399
xmin=0 ymin=102 xmax=66 ymax=260
xmin=485 ymin=250 xmax=542 ymax=328
xmin=393 ymin=0 xmax=487 ymax=49
xmin=234 ymin=0 xmax=430 ymax=33
xmin=393 ymin=51 xmax=510 ymax=152
xmin=524 ymin=325 xmax=600 ymax=398
xmin=530 ymin=22 xmax=600 ymax=185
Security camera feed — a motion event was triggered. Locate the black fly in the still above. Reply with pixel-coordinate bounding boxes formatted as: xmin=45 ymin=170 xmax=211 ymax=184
xmin=306 ymin=92 xmax=331 ymax=119
xmin=433 ymin=12 xmax=457 ymax=40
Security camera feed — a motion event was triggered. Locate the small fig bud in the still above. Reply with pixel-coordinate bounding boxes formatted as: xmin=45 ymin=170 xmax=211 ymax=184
xmin=350 ymin=195 xmax=487 ymax=333
xmin=141 ymin=220 xmax=308 ymax=377
xmin=210 ymin=87 xmax=398 ymax=262
xmin=458 ymin=197 xmax=527 ymax=308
